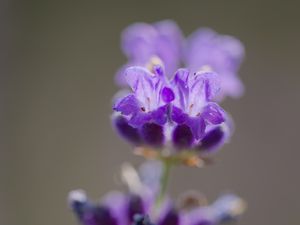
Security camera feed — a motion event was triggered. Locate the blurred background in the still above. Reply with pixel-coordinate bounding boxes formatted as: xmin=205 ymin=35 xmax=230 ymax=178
xmin=1 ymin=0 xmax=300 ymax=224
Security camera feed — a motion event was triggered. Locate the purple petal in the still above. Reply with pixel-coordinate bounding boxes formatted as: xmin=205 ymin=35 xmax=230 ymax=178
xmin=171 ymin=106 xmax=188 ymax=124
xmin=125 ymin=66 xmax=163 ymax=111
xmin=154 ymin=20 xmax=183 ymax=75
xmin=140 ymin=123 xmax=164 ymax=147
xmin=198 ymin=71 xmax=221 ymax=101
xmin=125 ymin=66 xmax=154 ymax=93
xmin=127 ymin=194 xmax=145 ymax=223
xmin=83 ymin=206 xmax=118 ymax=225
xmin=129 ymin=112 xmax=152 ymax=128
xmin=188 ymin=71 xmax=221 ymax=114
xmin=113 ymin=116 xmax=141 ymax=145
xmin=198 ymin=126 xmax=225 ymax=152
xmin=186 ymin=28 xmax=244 ymax=73
xmin=101 ymin=192 xmax=127 ymax=225
xmin=151 ymin=105 xmax=168 ymax=125
xmin=121 ymin=23 xmax=157 ymax=61
xmin=113 ymin=94 xmax=140 ymax=115
xmin=198 ymin=114 xmax=233 ymax=153
xmin=186 ymin=116 xmax=206 ymax=140
xmin=171 ymin=69 xmax=190 ymax=110
xmin=115 ymin=62 xmax=134 ymax=86
xmin=172 ymin=124 xmax=194 ymax=149
xmin=202 ymin=103 xmax=225 ymax=125
xmin=158 ymin=208 xmax=179 ymax=225
xmin=185 ymin=28 xmax=244 ymax=100
xmin=161 ymin=87 xmax=175 ymax=103
xmin=219 ymin=72 xmax=245 ymax=99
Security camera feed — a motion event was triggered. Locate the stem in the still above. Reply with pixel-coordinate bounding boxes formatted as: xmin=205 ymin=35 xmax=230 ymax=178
xmin=156 ymin=159 xmax=172 ymax=206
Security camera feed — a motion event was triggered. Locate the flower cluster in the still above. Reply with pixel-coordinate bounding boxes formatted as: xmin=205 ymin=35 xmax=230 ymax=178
xmin=116 ymin=20 xmax=244 ymax=100
xmin=113 ymin=66 xmax=230 ymax=155
xmin=69 ymin=20 xmax=246 ymax=225
xmin=112 ymin=20 xmax=244 ymax=159
xmin=69 ymin=162 xmax=245 ymax=225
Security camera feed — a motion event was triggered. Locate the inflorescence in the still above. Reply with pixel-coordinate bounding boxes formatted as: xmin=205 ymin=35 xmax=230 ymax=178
xmin=69 ymin=20 xmax=246 ymax=225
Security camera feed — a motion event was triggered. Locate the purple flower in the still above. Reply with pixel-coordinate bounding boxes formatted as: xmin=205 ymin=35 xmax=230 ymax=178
xmin=69 ymin=162 xmax=245 ymax=225
xmin=116 ymin=20 xmax=183 ymax=85
xmin=69 ymin=190 xmax=245 ymax=225
xmin=185 ymin=28 xmax=245 ymax=99
xmin=170 ymin=69 xmax=227 ymax=150
xmin=113 ymin=66 xmax=174 ymax=148
xmin=113 ymin=65 xmax=232 ymax=154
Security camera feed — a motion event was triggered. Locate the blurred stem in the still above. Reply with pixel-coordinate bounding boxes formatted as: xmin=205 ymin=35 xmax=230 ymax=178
xmin=156 ymin=158 xmax=172 ymax=207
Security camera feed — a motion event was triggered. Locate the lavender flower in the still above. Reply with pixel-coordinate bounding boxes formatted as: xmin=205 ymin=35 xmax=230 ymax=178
xmin=116 ymin=20 xmax=183 ymax=85
xmin=68 ymin=162 xmax=245 ymax=225
xmin=69 ymin=190 xmax=245 ymax=225
xmin=185 ymin=28 xmax=245 ymax=99
xmin=170 ymin=68 xmax=230 ymax=151
xmin=117 ymin=21 xmax=245 ymax=100
xmin=113 ymin=65 xmax=172 ymax=148
xmin=68 ymin=21 xmax=246 ymax=225
xmin=113 ymin=64 xmax=232 ymax=157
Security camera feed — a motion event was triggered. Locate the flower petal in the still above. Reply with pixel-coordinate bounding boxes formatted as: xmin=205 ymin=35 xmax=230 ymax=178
xmin=161 ymin=87 xmax=175 ymax=103
xmin=140 ymin=123 xmax=164 ymax=147
xmin=171 ymin=69 xmax=190 ymax=110
xmin=172 ymin=124 xmax=194 ymax=149
xmin=154 ymin=20 xmax=183 ymax=75
xmin=158 ymin=208 xmax=180 ymax=225
xmin=121 ymin=23 xmax=157 ymax=61
xmin=83 ymin=206 xmax=118 ymax=225
xmin=201 ymin=103 xmax=225 ymax=125
xmin=200 ymin=127 xmax=225 ymax=151
xmin=151 ymin=105 xmax=168 ymax=125
xmin=129 ymin=112 xmax=152 ymax=128
xmin=185 ymin=28 xmax=244 ymax=100
xmin=125 ymin=66 xmax=163 ymax=111
xmin=127 ymin=194 xmax=145 ymax=222
xmin=171 ymin=106 xmax=188 ymax=124
xmin=113 ymin=94 xmax=141 ymax=116
xmin=186 ymin=116 xmax=206 ymax=140
xmin=113 ymin=116 xmax=141 ymax=145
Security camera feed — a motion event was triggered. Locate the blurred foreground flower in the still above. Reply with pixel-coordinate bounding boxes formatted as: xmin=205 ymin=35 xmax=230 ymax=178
xmin=69 ymin=162 xmax=246 ymax=225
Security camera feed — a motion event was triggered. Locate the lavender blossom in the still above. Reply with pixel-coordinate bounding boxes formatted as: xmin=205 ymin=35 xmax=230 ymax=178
xmin=68 ymin=162 xmax=245 ymax=225
xmin=116 ymin=20 xmax=183 ymax=85
xmin=69 ymin=190 xmax=245 ymax=225
xmin=113 ymin=64 xmax=232 ymax=156
xmin=113 ymin=65 xmax=172 ymax=148
xmin=185 ymin=28 xmax=245 ymax=99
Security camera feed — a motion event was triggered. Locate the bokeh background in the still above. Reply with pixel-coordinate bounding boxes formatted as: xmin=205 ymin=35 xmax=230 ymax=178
xmin=2 ymin=0 xmax=300 ymax=224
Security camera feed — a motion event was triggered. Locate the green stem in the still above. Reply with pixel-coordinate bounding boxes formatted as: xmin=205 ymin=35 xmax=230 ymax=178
xmin=156 ymin=159 xmax=172 ymax=206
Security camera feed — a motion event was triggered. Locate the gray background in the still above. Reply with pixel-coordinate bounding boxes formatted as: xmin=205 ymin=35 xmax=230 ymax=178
xmin=2 ymin=0 xmax=300 ymax=225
